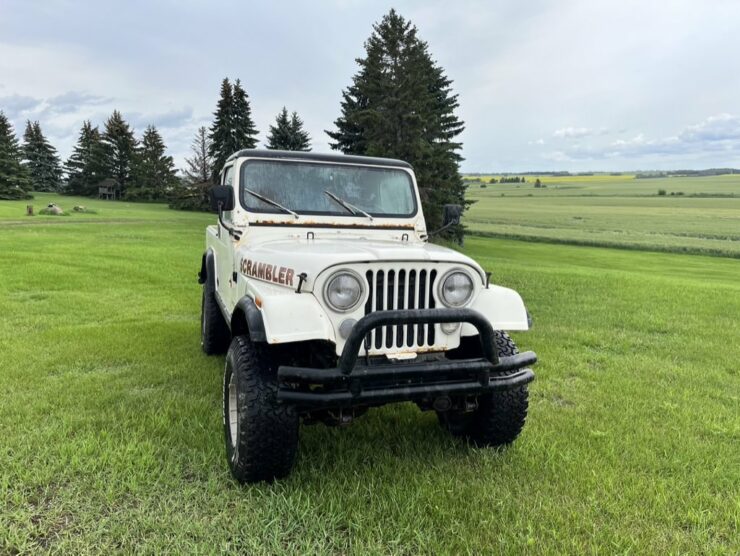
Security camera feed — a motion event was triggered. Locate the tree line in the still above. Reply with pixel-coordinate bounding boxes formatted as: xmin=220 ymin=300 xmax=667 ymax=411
xmin=2 ymin=9 xmax=466 ymax=237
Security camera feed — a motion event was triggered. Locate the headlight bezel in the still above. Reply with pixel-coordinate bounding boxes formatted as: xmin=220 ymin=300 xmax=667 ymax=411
xmin=323 ymin=269 xmax=365 ymax=313
xmin=437 ymin=268 xmax=475 ymax=308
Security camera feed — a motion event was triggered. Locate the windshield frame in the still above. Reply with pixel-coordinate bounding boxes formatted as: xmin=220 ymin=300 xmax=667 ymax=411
xmin=237 ymin=158 xmax=419 ymax=220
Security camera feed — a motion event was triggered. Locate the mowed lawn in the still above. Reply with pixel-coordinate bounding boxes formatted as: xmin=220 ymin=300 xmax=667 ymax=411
xmin=464 ymin=174 xmax=740 ymax=257
xmin=1 ymin=194 xmax=739 ymax=553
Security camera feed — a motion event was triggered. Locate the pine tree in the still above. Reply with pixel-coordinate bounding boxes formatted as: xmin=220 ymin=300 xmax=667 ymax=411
xmin=22 ymin=121 xmax=62 ymax=192
xmin=101 ymin=110 xmax=137 ymax=196
xmin=266 ymin=107 xmax=311 ymax=151
xmin=326 ymin=9 xmax=467 ymax=238
xmin=208 ymin=78 xmax=259 ymax=182
xmin=64 ymin=121 xmax=106 ymax=196
xmin=170 ymin=127 xmax=213 ymax=212
xmin=0 ymin=111 xmax=31 ymax=200
xmin=129 ymin=125 xmax=178 ymax=201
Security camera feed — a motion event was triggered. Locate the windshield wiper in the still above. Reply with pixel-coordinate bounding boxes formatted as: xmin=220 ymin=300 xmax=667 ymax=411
xmin=244 ymin=188 xmax=299 ymax=219
xmin=323 ymin=191 xmax=374 ymax=221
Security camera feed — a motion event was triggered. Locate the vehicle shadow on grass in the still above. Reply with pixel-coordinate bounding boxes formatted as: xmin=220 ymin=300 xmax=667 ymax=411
xmin=289 ymin=403 xmax=500 ymax=485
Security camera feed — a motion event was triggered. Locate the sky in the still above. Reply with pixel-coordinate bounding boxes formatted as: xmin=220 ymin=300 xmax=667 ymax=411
xmin=1 ymin=0 xmax=739 ymax=173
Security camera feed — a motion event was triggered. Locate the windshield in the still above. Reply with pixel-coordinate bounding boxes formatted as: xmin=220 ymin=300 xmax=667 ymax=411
xmin=239 ymin=160 xmax=417 ymax=218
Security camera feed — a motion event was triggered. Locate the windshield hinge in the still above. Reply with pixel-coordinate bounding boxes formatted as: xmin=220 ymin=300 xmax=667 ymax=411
xmin=295 ymin=272 xmax=308 ymax=294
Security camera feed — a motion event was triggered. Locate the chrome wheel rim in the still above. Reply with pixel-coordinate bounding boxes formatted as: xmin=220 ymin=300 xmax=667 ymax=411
xmin=200 ymin=295 xmax=206 ymax=345
xmin=228 ymin=373 xmax=238 ymax=448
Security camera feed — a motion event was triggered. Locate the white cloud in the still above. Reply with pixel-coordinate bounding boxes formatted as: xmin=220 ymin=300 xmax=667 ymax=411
xmin=1 ymin=1 xmax=740 ymax=171
xmin=679 ymin=113 xmax=740 ymax=143
xmin=553 ymin=127 xmax=592 ymax=139
xmin=549 ymin=114 xmax=740 ymax=163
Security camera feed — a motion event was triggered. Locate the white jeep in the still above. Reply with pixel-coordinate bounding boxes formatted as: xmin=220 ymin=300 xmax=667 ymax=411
xmin=198 ymin=150 xmax=537 ymax=483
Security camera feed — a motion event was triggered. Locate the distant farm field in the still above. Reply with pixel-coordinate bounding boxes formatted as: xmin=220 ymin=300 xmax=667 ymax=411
xmin=1 ymin=193 xmax=738 ymax=554
xmin=464 ymin=174 xmax=740 ymax=256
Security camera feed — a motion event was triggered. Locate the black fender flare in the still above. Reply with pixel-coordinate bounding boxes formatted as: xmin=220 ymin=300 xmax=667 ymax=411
xmin=231 ymin=296 xmax=267 ymax=343
xmin=198 ymin=249 xmax=216 ymax=293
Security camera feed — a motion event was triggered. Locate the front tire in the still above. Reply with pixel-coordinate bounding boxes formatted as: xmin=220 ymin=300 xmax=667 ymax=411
xmin=439 ymin=331 xmax=529 ymax=447
xmin=201 ymin=287 xmax=229 ymax=355
xmin=223 ymin=336 xmax=299 ymax=484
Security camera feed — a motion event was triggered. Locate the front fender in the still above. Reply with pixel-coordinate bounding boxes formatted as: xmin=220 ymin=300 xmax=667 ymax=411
xmin=244 ymin=280 xmax=336 ymax=344
xmin=461 ymin=284 xmax=529 ymax=335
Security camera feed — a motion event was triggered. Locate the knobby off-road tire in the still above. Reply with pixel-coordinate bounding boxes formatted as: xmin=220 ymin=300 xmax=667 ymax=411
xmin=439 ymin=331 xmax=529 ymax=447
xmin=223 ymin=335 xmax=299 ymax=484
xmin=201 ymin=286 xmax=229 ymax=355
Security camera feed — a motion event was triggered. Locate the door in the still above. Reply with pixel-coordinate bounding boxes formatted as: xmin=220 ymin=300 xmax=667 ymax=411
xmin=212 ymin=164 xmax=238 ymax=313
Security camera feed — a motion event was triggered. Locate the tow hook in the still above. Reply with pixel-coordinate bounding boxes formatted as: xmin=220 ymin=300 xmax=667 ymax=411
xmin=432 ymin=396 xmax=452 ymax=412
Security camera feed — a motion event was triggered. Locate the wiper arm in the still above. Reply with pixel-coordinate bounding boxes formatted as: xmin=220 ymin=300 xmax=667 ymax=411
xmin=244 ymin=188 xmax=299 ymax=219
xmin=323 ymin=191 xmax=374 ymax=221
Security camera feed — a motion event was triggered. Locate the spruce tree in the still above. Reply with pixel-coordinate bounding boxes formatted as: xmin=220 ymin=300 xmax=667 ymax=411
xmin=64 ymin=121 xmax=106 ymax=196
xmin=232 ymin=79 xmax=259 ymax=150
xmin=22 ymin=121 xmax=62 ymax=192
xmin=326 ymin=9 xmax=467 ymax=237
xmin=266 ymin=107 xmax=291 ymax=150
xmin=208 ymin=78 xmax=235 ymax=181
xmin=0 ymin=111 xmax=31 ymax=199
xmin=101 ymin=110 xmax=137 ymax=196
xmin=289 ymin=112 xmax=311 ymax=151
xmin=208 ymin=78 xmax=259 ymax=181
xmin=266 ymin=107 xmax=311 ymax=151
xmin=129 ymin=125 xmax=178 ymax=201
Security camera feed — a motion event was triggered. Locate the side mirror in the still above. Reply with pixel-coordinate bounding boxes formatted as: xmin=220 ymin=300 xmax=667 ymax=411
xmin=210 ymin=185 xmax=235 ymax=213
xmin=442 ymin=204 xmax=462 ymax=227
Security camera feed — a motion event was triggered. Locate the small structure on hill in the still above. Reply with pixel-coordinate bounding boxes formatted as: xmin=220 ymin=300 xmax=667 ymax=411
xmin=98 ymin=178 xmax=120 ymax=200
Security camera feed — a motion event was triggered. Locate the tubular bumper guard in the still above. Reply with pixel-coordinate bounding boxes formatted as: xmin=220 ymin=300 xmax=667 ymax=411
xmin=277 ymin=308 xmax=536 ymax=408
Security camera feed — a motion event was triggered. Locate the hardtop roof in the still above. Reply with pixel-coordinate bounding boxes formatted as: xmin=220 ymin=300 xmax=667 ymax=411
xmin=226 ymin=149 xmax=413 ymax=169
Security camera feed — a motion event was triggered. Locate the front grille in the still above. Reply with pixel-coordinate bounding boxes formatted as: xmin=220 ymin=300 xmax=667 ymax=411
xmin=364 ymin=268 xmax=437 ymax=351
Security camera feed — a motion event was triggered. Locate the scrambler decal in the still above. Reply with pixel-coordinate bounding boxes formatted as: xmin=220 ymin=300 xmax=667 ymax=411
xmin=240 ymin=258 xmax=295 ymax=286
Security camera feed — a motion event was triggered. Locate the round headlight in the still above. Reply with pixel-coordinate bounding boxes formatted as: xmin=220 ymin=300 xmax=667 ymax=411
xmin=439 ymin=271 xmax=474 ymax=307
xmin=324 ymin=271 xmax=363 ymax=312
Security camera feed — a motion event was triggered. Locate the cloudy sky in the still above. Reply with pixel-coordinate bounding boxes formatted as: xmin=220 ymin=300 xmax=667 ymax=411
xmin=1 ymin=0 xmax=739 ymax=172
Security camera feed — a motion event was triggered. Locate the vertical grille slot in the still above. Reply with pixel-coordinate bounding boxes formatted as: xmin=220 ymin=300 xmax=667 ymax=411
xmin=385 ymin=270 xmax=395 ymax=348
xmin=363 ymin=265 xmax=438 ymax=353
xmin=396 ymin=269 xmax=406 ymax=347
xmin=428 ymin=269 xmax=437 ymax=345
xmin=406 ymin=269 xmax=417 ymax=346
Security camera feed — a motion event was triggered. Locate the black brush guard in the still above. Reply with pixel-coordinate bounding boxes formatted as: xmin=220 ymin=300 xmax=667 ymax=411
xmin=277 ymin=308 xmax=536 ymax=408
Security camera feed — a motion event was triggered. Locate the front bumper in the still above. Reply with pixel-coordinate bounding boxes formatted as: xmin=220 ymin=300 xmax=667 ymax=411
xmin=277 ymin=308 xmax=536 ymax=409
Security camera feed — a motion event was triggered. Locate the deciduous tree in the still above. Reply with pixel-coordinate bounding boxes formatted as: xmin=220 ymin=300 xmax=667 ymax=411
xmin=183 ymin=126 xmax=213 ymax=184
xmin=170 ymin=126 xmax=213 ymax=211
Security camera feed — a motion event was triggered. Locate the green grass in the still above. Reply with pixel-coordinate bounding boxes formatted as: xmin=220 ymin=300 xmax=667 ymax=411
xmin=464 ymin=174 xmax=740 ymax=257
xmin=1 ymin=194 xmax=739 ymax=553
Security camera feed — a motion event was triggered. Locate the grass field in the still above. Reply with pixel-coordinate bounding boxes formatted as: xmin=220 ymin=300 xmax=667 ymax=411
xmin=1 ymin=193 xmax=739 ymax=553
xmin=464 ymin=174 xmax=740 ymax=257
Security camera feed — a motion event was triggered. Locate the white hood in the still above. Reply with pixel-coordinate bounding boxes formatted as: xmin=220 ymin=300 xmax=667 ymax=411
xmin=237 ymin=238 xmax=485 ymax=291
